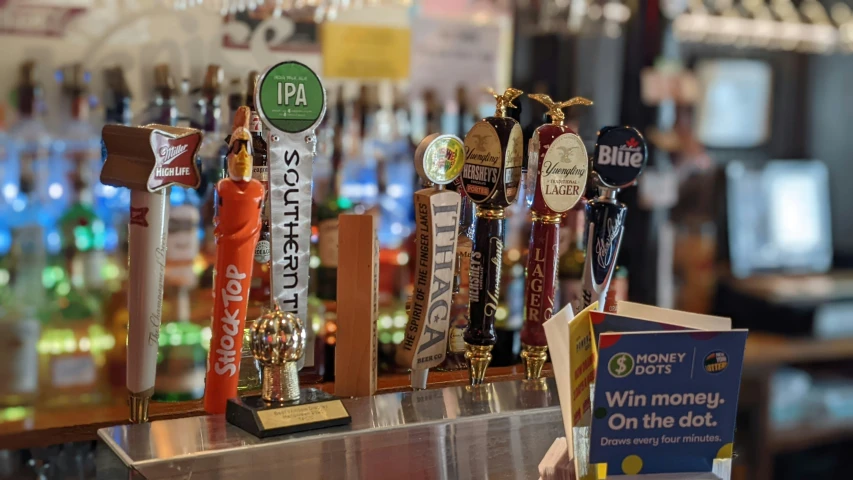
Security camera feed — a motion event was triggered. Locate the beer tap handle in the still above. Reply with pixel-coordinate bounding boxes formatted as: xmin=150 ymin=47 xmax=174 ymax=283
xmin=397 ymin=134 xmax=465 ymax=390
xmin=520 ymin=94 xmax=592 ymax=380
xmin=463 ymin=208 xmax=504 ymax=384
xmin=573 ymin=126 xmax=647 ymax=313
xmin=203 ymin=106 xmax=265 ymax=414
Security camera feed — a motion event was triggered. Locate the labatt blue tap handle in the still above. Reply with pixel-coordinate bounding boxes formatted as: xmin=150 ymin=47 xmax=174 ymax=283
xmin=573 ymin=126 xmax=647 ymax=314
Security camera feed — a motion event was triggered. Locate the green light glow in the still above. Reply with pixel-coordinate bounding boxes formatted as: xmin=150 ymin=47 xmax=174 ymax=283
xmin=0 ymin=406 xmax=32 ymax=423
xmin=392 ymin=315 xmax=407 ymax=329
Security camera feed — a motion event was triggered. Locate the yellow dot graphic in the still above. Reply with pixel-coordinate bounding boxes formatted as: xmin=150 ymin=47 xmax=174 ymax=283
xmin=716 ymin=443 xmax=734 ymax=459
xmin=622 ymin=455 xmax=643 ymax=475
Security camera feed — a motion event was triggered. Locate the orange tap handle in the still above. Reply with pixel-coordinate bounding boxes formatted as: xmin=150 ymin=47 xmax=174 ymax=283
xmin=203 ymin=107 xmax=264 ymax=414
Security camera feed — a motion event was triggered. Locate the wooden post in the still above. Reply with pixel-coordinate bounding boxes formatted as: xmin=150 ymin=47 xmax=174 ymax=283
xmin=334 ymin=214 xmax=378 ymax=397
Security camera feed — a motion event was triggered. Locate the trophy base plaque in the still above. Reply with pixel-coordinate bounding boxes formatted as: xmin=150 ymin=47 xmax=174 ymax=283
xmin=226 ymin=388 xmax=352 ymax=438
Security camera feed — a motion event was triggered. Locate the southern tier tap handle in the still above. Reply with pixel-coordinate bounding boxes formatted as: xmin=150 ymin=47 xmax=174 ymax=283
xmin=487 ymin=87 xmax=523 ymax=117
xmin=527 ymin=94 xmax=593 ymax=125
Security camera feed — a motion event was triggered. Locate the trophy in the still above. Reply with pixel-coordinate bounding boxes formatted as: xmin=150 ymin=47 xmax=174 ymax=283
xmin=100 ymin=124 xmax=202 ymax=422
xmin=226 ymin=306 xmax=351 ymax=438
xmin=520 ymin=94 xmax=592 ymax=381
xmin=396 ymin=134 xmax=466 ymax=389
xmin=459 ymin=87 xmax=524 ymax=385
xmin=203 ymin=106 xmax=265 ymax=414
xmin=572 ymin=126 xmax=647 ymax=313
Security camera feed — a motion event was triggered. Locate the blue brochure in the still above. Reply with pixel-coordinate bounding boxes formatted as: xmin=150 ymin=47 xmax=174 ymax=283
xmin=589 ymin=329 xmax=748 ymax=475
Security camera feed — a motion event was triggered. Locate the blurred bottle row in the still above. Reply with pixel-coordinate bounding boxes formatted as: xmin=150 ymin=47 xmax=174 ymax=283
xmin=0 ymin=59 xmax=627 ymax=413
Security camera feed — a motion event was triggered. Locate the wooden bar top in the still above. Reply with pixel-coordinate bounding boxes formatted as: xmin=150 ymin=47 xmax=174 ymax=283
xmin=4 ymin=331 xmax=853 ymax=451
xmin=0 ymin=365 xmax=551 ymax=450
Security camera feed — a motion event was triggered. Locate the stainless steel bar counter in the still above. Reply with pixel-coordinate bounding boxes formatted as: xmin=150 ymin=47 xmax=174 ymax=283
xmin=96 ymin=379 xmax=732 ymax=479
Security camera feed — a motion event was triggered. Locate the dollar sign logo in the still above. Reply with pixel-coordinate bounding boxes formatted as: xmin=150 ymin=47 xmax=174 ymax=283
xmin=608 ymin=353 xmax=634 ymax=378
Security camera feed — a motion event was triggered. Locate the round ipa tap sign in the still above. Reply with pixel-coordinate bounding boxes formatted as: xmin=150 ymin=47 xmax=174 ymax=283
xmin=255 ymin=61 xmax=326 ymax=134
xmin=591 ymin=126 xmax=648 ymax=189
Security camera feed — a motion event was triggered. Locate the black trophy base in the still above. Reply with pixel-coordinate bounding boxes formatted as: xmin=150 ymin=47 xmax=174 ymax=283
xmin=226 ymin=388 xmax=352 ymax=438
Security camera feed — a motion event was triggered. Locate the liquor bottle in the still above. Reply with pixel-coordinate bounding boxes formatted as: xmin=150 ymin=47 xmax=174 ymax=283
xmin=101 ymin=66 xmax=133 ymax=258
xmin=246 ymin=71 xmax=271 ymax=309
xmin=456 ymin=85 xmax=473 ymax=140
xmin=227 ymin=77 xmax=244 ymax=120
xmin=1 ymin=226 xmax=44 ymax=408
xmin=0 ymin=104 xmax=13 ymax=258
xmin=491 ymin=183 xmax=528 ymax=368
xmin=104 ymin=275 xmax=129 ymax=389
xmin=101 ymin=67 xmax=134 ymax=387
xmin=47 ymin=65 xmax=109 ymax=406
xmin=316 ymin=101 xmax=349 ymax=382
xmin=149 ymin=64 xmax=178 ymax=126
xmin=519 ymin=94 xmax=592 ymax=380
xmin=437 ymin=185 xmax=475 ymax=371
xmin=176 ymin=77 xmax=195 ymax=128
xmin=558 ymin=205 xmax=587 ymax=311
xmin=460 ymin=87 xmax=524 ymax=385
xmin=8 ymin=61 xmax=53 ymax=227
xmin=156 ymin=194 xmax=203 ymax=401
xmin=424 ymin=89 xmax=442 ymax=135
xmin=342 ymin=85 xmax=380 ymax=207
xmin=57 ymin=65 xmax=108 ymax=293
xmin=103 ymin=67 xmax=132 ymax=126
xmin=198 ymin=65 xmax=228 ymax=269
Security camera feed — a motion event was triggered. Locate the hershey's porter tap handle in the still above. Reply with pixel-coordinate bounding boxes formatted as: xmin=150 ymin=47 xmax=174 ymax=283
xmin=396 ymin=134 xmax=465 ymax=390
xmin=520 ymin=94 xmax=592 ymax=381
xmin=460 ymin=87 xmax=524 ymax=386
xmin=573 ymin=126 xmax=647 ymax=313
xmin=203 ymin=106 xmax=265 ymax=414
xmin=100 ymin=124 xmax=203 ymax=422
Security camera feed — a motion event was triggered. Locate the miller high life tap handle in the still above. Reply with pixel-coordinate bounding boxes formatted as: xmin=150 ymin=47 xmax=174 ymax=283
xmin=101 ymin=123 xmax=202 ymax=423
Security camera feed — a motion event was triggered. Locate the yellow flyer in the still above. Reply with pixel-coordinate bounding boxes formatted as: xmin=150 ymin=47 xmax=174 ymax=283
xmin=321 ymin=23 xmax=410 ymax=80
xmin=544 ymin=302 xmax=604 ymax=480
xmin=568 ymin=302 xmax=597 ymax=427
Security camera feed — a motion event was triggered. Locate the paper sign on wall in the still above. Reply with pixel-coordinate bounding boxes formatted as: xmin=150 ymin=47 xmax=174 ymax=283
xmin=321 ymin=23 xmax=410 ymax=80
xmin=409 ymin=17 xmax=500 ymax=100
